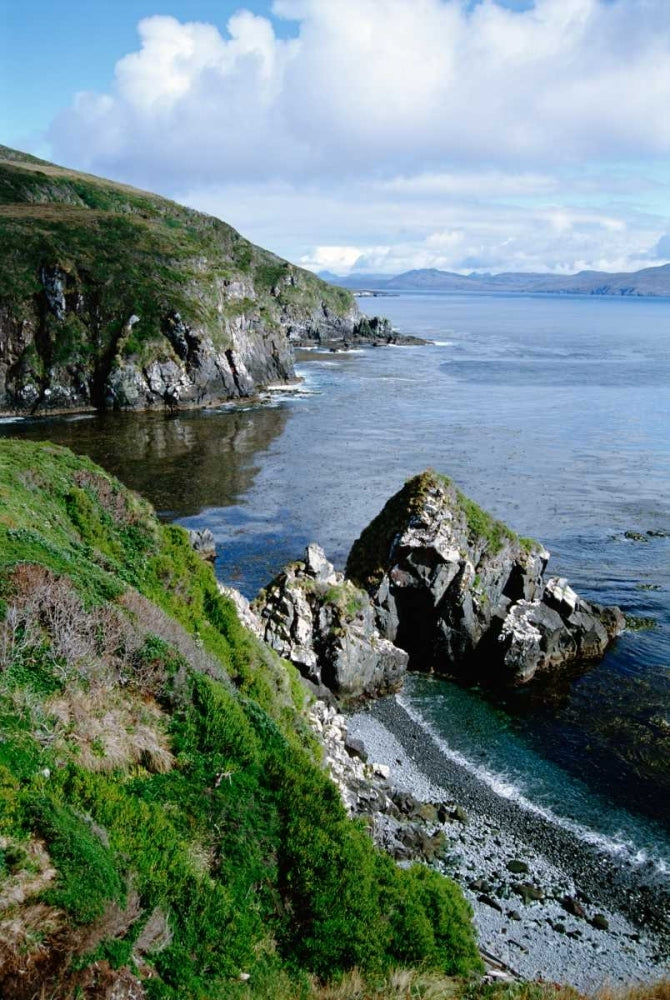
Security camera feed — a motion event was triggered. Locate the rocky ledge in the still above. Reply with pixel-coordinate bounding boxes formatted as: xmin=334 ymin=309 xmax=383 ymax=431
xmin=293 ymin=314 xmax=426 ymax=349
xmin=346 ymin=470 xmax=624 ymax=686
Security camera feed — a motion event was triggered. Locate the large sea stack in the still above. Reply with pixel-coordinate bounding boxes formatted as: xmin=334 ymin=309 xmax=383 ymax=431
xmin=346 ymin=470 xmax=624 ymax=685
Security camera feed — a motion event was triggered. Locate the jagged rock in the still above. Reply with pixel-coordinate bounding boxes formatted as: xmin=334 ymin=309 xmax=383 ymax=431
xmin=188 ymin=528 xmax=216 ymax=562
xmin=344 ymin=735 xmax=368 ymax=762
xmin=305 ymin=542 xmax=338 ymax=582
xmin=346 ymin=470 xmax=624 ymax=685
xmin=253 ymin=544 xmax=408 ymax=699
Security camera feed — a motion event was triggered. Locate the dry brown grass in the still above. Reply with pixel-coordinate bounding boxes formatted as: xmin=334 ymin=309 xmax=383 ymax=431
xmin=310 ymin=976 xmax=670 ymax=1000
xmin=595 ymin=984 xmax=670 ymax=1000
xmin=0 ymin=204 xmax=108 ymax=221
xmin=47 ymin=685 xmax=173 ymax=773
xmin=312 ymin=969 xmax=463 ymax=1000
xmin=120 ymin=588 xmax=233 ymax=686
xmin=0 ymin=836 xmax=57 ymax=912
xmin=0 ymin=564 xmax=174 ymax=773
xmin=1 ymin=563 xmax=143 ymax=684
xmin=0 ymin=836 xmax=66 ymax=993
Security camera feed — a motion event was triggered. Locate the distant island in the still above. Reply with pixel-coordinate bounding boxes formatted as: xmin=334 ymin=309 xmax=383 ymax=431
xmin=320 ymin=262 xmax=670 ymax=297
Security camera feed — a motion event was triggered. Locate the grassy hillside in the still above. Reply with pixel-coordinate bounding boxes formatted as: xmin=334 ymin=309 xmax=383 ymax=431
xmin=0 ymin=440 xmax=480 ymax=999
xmin=0 ymin=146 xmax=355 ymax=412
xmin=0 ymin=145 xmax=351 ymax=333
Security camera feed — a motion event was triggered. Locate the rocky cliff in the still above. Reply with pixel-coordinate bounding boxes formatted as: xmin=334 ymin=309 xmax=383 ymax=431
xmin=0 ymin=146 xmax=368 ymax=414
xmin=346 ymin=470 xmax=624 ymax=685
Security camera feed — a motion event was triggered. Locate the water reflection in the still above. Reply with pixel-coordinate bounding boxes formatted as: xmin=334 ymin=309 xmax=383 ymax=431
xmin=0 ymin=406 xmax=289 ymax=519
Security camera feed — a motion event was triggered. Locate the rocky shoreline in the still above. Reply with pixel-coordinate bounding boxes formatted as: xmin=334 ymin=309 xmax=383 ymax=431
xmin=213 ymin=468 xmax=664 ymax=989
xmin=308 ymin=695 xmax=669 ymax=991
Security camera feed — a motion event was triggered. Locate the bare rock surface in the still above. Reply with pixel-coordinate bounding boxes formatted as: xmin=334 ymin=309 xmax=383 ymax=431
xmin=346 ymin=470 xmax=624 ymax=685
xmin=253 ymin=544 xmax=408 ymax=699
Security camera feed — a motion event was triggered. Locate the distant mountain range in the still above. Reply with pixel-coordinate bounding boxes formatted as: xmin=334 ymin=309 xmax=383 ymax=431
xmin=319 ymin=262 xmax=670 ymax=297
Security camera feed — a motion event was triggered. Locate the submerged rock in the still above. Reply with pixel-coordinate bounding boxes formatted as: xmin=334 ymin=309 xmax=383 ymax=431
xmin=253 ymin=544 xmax=408 ymax=699
xmin=346 ymin=470 xmax=623 ymax=686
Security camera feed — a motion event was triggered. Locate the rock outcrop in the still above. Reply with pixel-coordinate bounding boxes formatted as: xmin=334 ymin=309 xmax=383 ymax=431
xmin=346 ymin=471 xmax=623 ymax=685
xmin=187 ymin=527 xmax=216 ymax=562
xmin=253 ymin=543 xmax=408 ymax=699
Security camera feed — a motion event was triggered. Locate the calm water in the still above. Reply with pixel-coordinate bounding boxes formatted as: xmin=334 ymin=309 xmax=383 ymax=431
xmin=3 ymin=292 xmax=670 ymax=863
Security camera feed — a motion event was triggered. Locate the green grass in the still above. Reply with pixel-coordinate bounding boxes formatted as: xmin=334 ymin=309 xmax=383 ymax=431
xmin=0 ymin=441 xmax=482 ymax=999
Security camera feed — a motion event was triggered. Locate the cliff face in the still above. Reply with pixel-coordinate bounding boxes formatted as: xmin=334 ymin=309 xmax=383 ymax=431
xmin=0 ymin=146 xmax=360 ymax=413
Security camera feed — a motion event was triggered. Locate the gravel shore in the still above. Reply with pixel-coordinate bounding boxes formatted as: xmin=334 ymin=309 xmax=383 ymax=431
xmin=346 ymin=695 xmax=670 ymax=992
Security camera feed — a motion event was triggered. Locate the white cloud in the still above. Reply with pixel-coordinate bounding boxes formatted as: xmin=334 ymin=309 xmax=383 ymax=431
xmin=305 ymin=245 xmax=364 ymax=271
xmin=46 ymin=0 xmax=670 ymax=273
xmin=50 ymin=0 xmax=670 ymax=184
xmin=186 ymin=176 xmax=666 ymax=275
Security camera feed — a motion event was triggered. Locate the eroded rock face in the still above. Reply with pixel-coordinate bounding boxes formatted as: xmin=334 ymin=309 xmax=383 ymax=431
xmin=0 ymin=269 xmax=362 ymax=414
xmin=346 ymin=471 xmax=624 ymax=685
xmin=253 ymin=544 xmax=408 ymax=699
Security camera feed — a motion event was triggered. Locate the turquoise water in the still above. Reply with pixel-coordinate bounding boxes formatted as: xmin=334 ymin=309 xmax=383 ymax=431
xmin=3 ymin=291 xmax=670 ymax=859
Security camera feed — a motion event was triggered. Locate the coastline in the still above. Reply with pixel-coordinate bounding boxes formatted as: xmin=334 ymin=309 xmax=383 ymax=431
xmin=343 ymin=693 xmax=670 ymax=991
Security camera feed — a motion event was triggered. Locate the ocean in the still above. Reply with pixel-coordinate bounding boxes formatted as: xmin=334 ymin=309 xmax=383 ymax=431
xmin=3 ymin=290 xmax=669 ymax=874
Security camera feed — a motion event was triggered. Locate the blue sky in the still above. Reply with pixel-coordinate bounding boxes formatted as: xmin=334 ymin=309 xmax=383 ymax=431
xmin=2 ymin=0 xmax=670 ymax=274
xmin=1 ymin=2 xmax=288 ymax=147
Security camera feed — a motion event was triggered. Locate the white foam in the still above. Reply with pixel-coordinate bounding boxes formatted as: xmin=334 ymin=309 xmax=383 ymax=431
xmin=0 ymin=416 xmax=24 ymax=424
xmin=397 ymin=694 xmax=670 ymax=875
xmin=431 ymin=340 xmax=455 ymax=347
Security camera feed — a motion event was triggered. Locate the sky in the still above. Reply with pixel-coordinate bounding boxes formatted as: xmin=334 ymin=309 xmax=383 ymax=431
xmin=2 ymin=0 xmax=670 ymax=276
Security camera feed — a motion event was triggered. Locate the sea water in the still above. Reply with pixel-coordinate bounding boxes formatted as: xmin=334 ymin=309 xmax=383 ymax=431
xmin=3 ymin=291 xmax=669 ymax=863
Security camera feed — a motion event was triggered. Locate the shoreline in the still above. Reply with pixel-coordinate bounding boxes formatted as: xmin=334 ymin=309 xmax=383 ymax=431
xmin=345 ymin=693 xmax=670 ymax=990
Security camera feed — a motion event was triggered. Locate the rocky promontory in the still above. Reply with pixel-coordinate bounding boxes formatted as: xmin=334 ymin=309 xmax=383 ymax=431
xmin=252 ymin=543 xmax=407 ymax=700
xmin=0 ymin=145 xmax=394 ymax=415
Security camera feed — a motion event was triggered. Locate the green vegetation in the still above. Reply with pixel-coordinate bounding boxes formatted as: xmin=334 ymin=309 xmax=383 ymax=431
xmin=347 ymin=470 xmax=539 ymax=589
xmin=318 ymin=580 xmax=368 ymax=618
xmin=0 ymin=144 xmax=355 ymax=410
xmin=0 ymin=440 xmax=481 ymax=999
